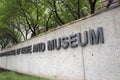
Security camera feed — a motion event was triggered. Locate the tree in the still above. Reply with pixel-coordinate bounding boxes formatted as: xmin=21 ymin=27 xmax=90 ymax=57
xmin=0 ymin=0 xmax=44 ymax=38
xmin=88 ymin=0 xmax=97 ymax=14
xmin=44 ymin=0 xmax=89 ymax=27
xmin=0 ymin=27 xmax=21 ymax=49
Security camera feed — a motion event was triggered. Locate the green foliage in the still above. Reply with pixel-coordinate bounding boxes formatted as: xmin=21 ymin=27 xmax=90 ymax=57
xmin=0 ymin=26 xmax=21 ymax=49
xmin=0 ymin=71 xmax=50 ymax=80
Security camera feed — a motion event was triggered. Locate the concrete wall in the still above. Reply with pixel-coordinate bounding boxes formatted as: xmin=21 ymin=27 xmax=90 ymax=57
xmin=0 ymin=6 xmax=120 ymax=80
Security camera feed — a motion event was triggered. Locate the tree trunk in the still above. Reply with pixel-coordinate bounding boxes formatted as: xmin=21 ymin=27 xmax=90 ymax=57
xmin=53 ymin=0 xmax=64 ymax=25
xmin=78 ymin=0 xmax=80 ymax=18
xmin=88 ymin=0 xmax=97 ymax=14
xmin=90 ymin=3 xmax=95 ymax=14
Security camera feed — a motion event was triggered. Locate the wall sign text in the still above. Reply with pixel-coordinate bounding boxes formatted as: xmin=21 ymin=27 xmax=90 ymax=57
xmin=0 ymin=27 xmax=104 ymax=57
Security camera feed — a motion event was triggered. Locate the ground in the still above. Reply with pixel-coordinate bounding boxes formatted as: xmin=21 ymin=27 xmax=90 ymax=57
xmin=0 ymin=68 xmax=50 ymax=80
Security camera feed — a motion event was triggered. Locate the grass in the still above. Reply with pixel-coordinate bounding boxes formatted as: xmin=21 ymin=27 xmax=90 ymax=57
xmin=0 ymin=71 xmax=50 ymax=80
